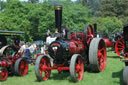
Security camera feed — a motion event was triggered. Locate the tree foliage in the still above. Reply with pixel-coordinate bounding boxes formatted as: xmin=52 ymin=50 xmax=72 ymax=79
xmin=0 ymin=0 xmax=124 ymax=41
xmin=0 ymin=0 xmax=92 ymax=41
xmin=97 ymin=17 xmax=123 ymax=34
xmin=97 ymin=0 xmax=128 ymax=24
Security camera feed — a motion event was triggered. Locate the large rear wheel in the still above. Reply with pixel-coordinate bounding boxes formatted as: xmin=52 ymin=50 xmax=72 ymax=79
xmin=84 ymin=24 xmax=94 ymax=47
xmin=115 ymin=38 xmax=124 ymax=56
xmin=89 ymin=38 xmax=107 ymax=72
xmin=70 ymin=54 xmax=84 ymax=82
xmin=34 ymin=55 xmax=51 ymax=81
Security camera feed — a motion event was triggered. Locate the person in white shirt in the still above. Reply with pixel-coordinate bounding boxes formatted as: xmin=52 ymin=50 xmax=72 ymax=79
xmin=18 ymin=44 xmax=26 ymax=55
xmin=19 ymin=43 xmax=36 ymax=63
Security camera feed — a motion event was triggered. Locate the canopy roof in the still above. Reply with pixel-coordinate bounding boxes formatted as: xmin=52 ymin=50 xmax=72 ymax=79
xmin=0 ymin=30 xmax=24 ymax=36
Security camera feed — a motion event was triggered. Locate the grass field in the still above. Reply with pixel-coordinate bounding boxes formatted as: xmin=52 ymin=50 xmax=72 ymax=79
xmin=1 ymin=51 xmax=125 ymax=85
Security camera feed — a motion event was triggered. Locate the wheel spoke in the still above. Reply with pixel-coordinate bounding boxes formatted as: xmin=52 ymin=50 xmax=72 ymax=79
xmin=118 ymin=41 xmax=124 ymax=45
xmin=85 ymin=24 xmax=94 ymax=46
xmin=38 ymin=56 xmax=51 ymax=80
xmin=117 ymin=44 xmax=124 ymax=48
xmin=0 ymin=69 xmax=8 ymax=81
xmin=19 ymin=60 xmax=28 ymax=76
xmin=99 ymin=48 xmax=104 ymax=53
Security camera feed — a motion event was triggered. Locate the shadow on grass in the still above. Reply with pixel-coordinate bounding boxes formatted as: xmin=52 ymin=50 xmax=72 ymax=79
xmin=112 ymin=69 xmax=124 ymax=85
xmin=50 ymin=72 xmax=70 ymax=80
xmin=34 ymin=72 xmax=79 ymax=83
xmin=107 ymin=55 xmax=120 ymax=59
xmin=84 ymin=65 xmax=101 ymax=73
xmin=7 ymin=69 xmax=32 ymax=78
xmin=34 ymin=71 xmax=70 ymax=82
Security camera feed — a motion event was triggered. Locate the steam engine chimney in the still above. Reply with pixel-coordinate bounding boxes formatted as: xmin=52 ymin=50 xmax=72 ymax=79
xmin=54 ymin=5 xmax=62 ymax=33
xmin=94 ymin=23 xmax=97 ymax=37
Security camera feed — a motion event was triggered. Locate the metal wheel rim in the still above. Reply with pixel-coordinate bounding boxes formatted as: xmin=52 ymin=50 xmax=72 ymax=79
xmin=97 ymin=40 xmax=106 ymax=71
xmin=75 ymin=56 xmax=84 ymax=81
xmin=19 ymin=59 xmax=28 ymax=76
xmin=0 ymin=68 xmax=8 ymax=81
xmin=115 ymin=38 xmax=124 ymax=56
xmin=84 ymin=24 xmax=94 ymax=46
xmin=39 ymin=56 xmax=51 ymax=80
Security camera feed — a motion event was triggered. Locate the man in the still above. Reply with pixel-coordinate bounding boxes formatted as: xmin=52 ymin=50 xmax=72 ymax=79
xmin=19 ymin=43 xmax=37 ymax=63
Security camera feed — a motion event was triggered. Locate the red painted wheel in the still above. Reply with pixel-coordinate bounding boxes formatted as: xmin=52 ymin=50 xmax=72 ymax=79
xmin=70 ymin=54 xmax=84 ymax=82
xmin=0 ymin=68 xmax=8 ymax=81
xmin=84 ymin=24 xmax=94 ymax=46
xmin=14 ymin=58 xmax=28 ymax=76
xmin=123 ymin=66 xmax=128 ymax=85
xmin=35 ymin=55 xmax=51 ymax=81
xmin=89 ymin=38 xmax=107 ymax=72
xmin=115 ymin=38 xmax=124 ymax=56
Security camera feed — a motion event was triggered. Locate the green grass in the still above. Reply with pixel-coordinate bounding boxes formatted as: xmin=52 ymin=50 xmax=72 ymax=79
xmin=1 ymin=52 xmax=125 ymax=85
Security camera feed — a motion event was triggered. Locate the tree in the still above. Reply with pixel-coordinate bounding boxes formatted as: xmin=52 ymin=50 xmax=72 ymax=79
xmin=97 ymin=17 xmax=123 ymax=34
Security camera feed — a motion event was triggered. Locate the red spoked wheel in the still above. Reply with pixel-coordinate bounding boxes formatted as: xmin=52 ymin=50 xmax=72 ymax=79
xmin=14 ymin=58 xmax=28 ymax=76
xmin=89 ymin=38 xmax=107 ymax=72
xmin=84 ymin=24 xmax=94 ymax=46
xmin=0 ymin=68 xmax=8 ymax=81
xmin=35 ymin=55 xmax=51 ymax=81
xmin=115 ymin=38 xmax=124 ymax=56
xmin=70 ymin=54 xmax=84 ymax=82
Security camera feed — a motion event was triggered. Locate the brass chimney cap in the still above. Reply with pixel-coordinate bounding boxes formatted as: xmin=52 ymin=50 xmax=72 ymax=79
xmin=54 ymin=5 xmax=62 ymax=10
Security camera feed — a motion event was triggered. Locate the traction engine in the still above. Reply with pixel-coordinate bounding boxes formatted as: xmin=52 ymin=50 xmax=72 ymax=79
xmin=0 ymin=31 xmax=28 ymax=81
xmin=103 ymin=32 xmax=123 ymax=56
xmin=34 ymin=5 xmax=107 ymax=82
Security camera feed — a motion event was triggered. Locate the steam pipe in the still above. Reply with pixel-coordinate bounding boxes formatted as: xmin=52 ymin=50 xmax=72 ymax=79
xmin=54 ymin=5 xmax=62 ymax=33
xmin=94 ymin=23 xmax=97 ymax=37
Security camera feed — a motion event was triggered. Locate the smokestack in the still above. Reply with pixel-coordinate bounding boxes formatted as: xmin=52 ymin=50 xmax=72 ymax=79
xmin=94 ymin=23 xmax=97 ymax=37
xmin=54 ymin=5 xmax=62 ymax=33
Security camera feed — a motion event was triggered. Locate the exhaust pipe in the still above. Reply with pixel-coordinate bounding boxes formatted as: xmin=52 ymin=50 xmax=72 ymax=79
xmin=54 ymin=5 xmax=62 ymax=33
xmin=94 ymin=23 xmax=97 ymax=37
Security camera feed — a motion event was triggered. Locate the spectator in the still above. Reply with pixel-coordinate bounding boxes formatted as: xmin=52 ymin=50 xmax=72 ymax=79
xmin=62 ymin=24 xmax=69 ymax=39
xmin=44 ymin=29 xmax=51 ymax=42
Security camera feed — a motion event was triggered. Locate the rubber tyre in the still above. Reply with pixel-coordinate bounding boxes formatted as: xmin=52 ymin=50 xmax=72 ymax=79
xmin=34 ymin=55 xmax=51 ymax=81
xmin=14 ymin=58 xmax=28 ymax=76
xmin=89 ymin=38 xmax=107 ymax=72
xmin=70 ymin=54 xmax=84 ymax=82
xmin=123 ymin=66 xmax=128 ymax=85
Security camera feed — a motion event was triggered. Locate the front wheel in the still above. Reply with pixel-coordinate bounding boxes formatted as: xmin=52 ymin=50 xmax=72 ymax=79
xmin=14 ymin=58 xmax=28 ymax=76
xmin=0 ymin=68 xmax=8 ymax=81
xmin=70 ymin=54 xmax=84 ymax=82
xmin=34 ymin=55 xmax=51 ymax=81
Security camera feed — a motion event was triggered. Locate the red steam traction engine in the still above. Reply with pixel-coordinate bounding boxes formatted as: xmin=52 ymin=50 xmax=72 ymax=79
xmin=34 ymin=5 xmax=107 ymax=82
xmin=103 ymin=32 xmax=123 ymax=56
xmin=0 ymin=31 xmax=28 ymax=81
xmin=121 ymin=25 xmax=128 ymax=85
